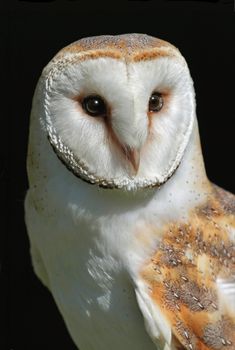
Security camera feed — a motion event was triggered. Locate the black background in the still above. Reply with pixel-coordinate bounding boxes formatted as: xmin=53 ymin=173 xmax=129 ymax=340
xmin=2 ymin=1 xmax=234 ymax=349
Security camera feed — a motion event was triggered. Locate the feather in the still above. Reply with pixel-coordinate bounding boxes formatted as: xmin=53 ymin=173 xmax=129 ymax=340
xmin=136 ymin=185 xmax=235 ymax=349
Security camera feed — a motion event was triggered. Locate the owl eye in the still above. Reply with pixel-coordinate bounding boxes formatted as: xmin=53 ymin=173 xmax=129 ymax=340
xmin=82 ymin=95 xmax=107 ymax=117
xmin=149 ymin=92 xmax=163 ymax=112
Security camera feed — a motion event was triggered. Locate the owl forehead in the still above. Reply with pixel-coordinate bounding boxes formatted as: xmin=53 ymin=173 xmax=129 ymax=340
xmin=61 ymin=33 xmax=175 ymax=53
xmin=47 ymin=52 xmax=186 ymax=106
xmin=51 ymin=33 xmax=182 ymax=64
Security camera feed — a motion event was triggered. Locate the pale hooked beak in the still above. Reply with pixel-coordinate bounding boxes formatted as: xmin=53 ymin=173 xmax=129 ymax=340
xmin=124 ymin=146 xmax=140 ymax=175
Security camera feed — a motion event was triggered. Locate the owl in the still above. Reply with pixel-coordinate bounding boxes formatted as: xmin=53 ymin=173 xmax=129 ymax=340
xmin=25 ymin=34 xmax=235 ymax=350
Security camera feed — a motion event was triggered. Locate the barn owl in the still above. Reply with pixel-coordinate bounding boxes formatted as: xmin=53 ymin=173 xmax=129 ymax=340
xmin=25 ymin=33 xmax=235 ymax=350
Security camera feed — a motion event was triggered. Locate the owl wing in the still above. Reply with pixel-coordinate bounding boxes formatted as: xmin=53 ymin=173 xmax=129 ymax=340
xmin=134 ymin=184 xmax=235 ymax=350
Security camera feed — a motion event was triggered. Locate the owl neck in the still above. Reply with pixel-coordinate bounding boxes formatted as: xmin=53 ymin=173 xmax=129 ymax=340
xmin=151 ymin=118 xmax=212 ymax=209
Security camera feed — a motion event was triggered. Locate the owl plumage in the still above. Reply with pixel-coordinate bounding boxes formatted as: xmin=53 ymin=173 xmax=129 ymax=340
xmin=139 ymin=184 xmax=235 ymax=349
xmin=25 ymin=34 xmax=235 ymax=350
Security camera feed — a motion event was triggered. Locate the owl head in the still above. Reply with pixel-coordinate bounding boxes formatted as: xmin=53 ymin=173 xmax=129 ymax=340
xmin=36 ymin=33 xmax=195 ymax=191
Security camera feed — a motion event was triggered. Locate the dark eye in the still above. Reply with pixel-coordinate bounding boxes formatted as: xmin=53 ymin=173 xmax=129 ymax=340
xmin=149 ymin=92 xmax=163 ymax=112
xmin=82 ymin=95 xmax=107 ymax=117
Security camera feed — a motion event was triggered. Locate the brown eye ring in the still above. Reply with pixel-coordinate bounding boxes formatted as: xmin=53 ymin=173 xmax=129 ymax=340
xmin=149 ymin=92 xmax=163 ymax=112
xmin=82 ymin=95 xmax=107 ymax=117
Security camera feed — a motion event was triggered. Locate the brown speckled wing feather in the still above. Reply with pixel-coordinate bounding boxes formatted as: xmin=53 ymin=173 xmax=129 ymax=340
xmin=140 ymin=184 xmax=235 ymax=350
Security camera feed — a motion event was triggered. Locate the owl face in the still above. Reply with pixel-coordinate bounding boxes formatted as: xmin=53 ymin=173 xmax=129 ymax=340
xmin=39 ymin=34 xmax=195 ymax=190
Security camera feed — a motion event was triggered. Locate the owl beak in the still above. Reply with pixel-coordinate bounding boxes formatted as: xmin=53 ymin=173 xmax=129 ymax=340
xmin=125 ymin=146 xmax=140 ymax=175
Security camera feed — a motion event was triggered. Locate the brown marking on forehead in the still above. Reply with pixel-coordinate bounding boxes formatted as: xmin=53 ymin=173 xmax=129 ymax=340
xmin=55 ymin=33 xmax=180 ymax=62
xmin=140 ymin=186 xmax=235 ymax=349
xmin=64 ymin=50 xmax=122 ymax=61
xmin=132 ymin=48 xmax=175 ymax=62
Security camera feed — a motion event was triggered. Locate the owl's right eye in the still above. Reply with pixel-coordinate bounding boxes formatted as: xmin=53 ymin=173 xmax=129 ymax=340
xmin=82 ymin=95 xmax=107 ymax=117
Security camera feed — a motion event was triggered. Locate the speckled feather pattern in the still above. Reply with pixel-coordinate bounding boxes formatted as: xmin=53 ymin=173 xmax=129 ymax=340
xmin=141 ymin=185 xmax=235 ymax=349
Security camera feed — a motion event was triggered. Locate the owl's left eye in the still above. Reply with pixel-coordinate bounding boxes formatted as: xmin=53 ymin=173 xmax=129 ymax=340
xmin=82 ymin=95 xmax=107 ymax=117
xmin=149 ymin=92 xmax=163 ymax=112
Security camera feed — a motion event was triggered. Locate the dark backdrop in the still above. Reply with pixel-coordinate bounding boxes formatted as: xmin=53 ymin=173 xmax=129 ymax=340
xmin=2 ymin=1 xmax=234 ymax=349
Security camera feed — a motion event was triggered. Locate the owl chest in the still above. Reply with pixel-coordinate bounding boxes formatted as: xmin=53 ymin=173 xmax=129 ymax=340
xmin=27 ymin=186 xmax=160 ymax=349
xmin=43 ymin=218 xmax=157 ymax=350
